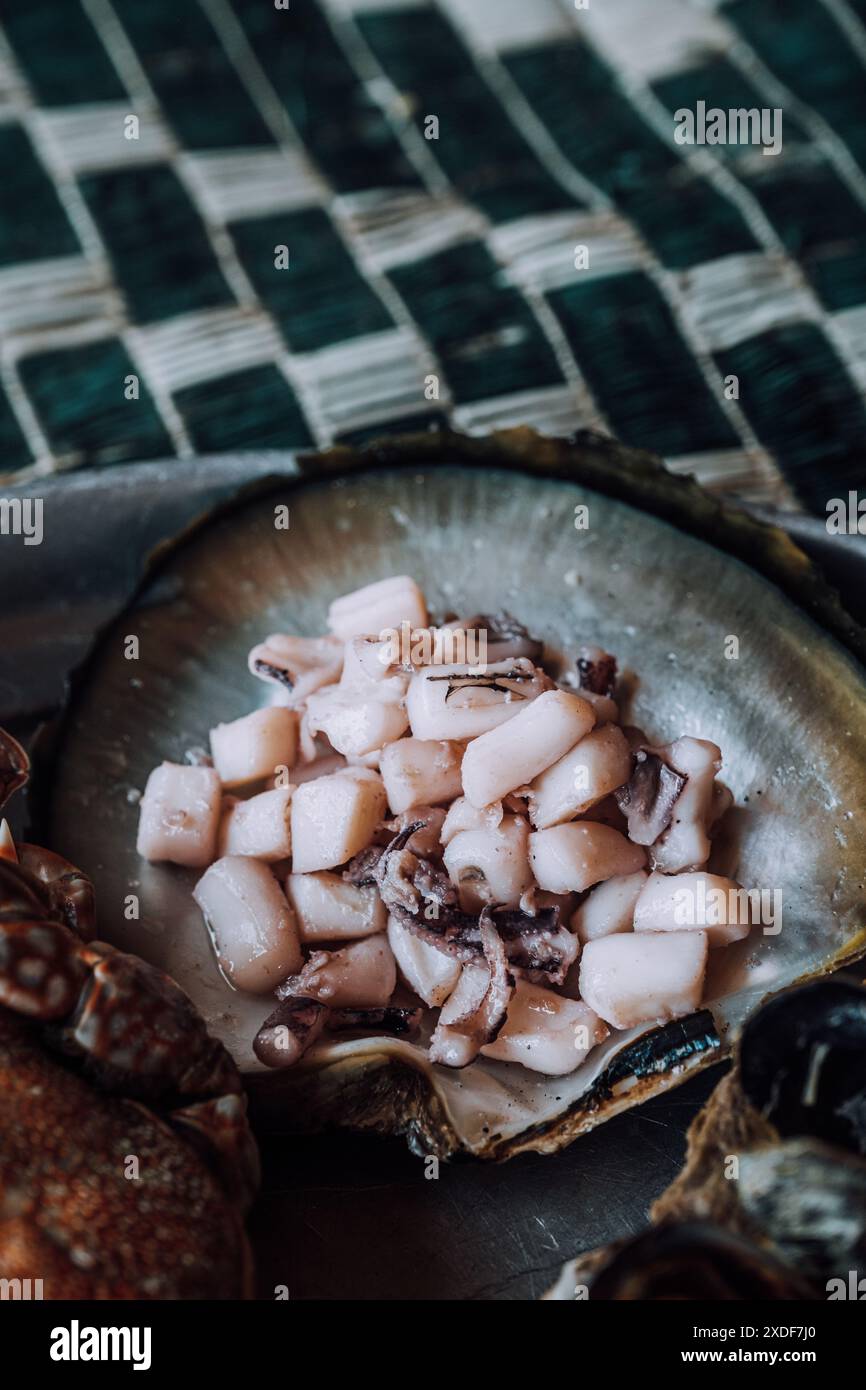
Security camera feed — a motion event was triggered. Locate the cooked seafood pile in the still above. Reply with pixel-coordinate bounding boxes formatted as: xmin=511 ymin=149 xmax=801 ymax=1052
xmin=136 ymin=575 xmax=751 ymax=1078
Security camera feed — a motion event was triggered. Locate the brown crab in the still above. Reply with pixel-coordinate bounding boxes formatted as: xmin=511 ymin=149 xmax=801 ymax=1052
xmin=0 ymin=728 xmax=259 ymax=1299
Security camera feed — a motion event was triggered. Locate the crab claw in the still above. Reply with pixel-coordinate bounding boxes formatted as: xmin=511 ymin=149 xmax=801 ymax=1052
xmin=16 ymin=844 xmax=96 ymax=941
xmin=63 ymin=948 xmax=241 ymax=1101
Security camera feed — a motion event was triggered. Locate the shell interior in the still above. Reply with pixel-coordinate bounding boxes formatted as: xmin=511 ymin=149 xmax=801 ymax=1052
xmin=45 ymin=464 xmax=866 ymax=1156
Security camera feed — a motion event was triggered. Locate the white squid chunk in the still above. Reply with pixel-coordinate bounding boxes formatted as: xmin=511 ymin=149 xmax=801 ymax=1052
xmin=387 ymin=915 xmax=461 ymax=1006
xmin=578 ymin=930 xmax=708 ymax=1030
xmin=290 ymin=767 xmax=387 ymax=873
xmin=443 ymin=813 xmax=533 ymax=911
xmin=327 ymin=574 xmax=428 ymax=642
xmin=440 ymin=795 xmax=503 ymax=846
xmin=429 ymin=964 xmax=492 ymax=1068
xmin=287 ymin=753 xmax=348 ymax=784
xmin=305 ymin=683 xmax=409 ymax=758
xmin=209 ymin=707 xmax=298 ymax=788
xmin=633 ymin=870 xmax=751 ymax=948
xmin=340 ymin=635 xmax=404 ymax=688
xmin=527 ymin=723 xmax=631 ymax=829
xmin=572 ymin=869 xmax=648 ymax=944
xmin=248 ymin=634 xmax=343 ymax=705
xmin=529 ymin=822 xmax=646 ymax=894
xmin=218 ymin=787 xmax=293 ymax=861
xmin=294 ymin=935 xmax=396 ymax=1007
xmin=575 ymin=687 xmax=619 ymax=724
xmin=380 ymin=737 xmax=464 ymax=814
xmin=136 ymin=762 xmax=221 ymax=867
xmin=481 ymin=981 xmax=609 ymax=1075
xmin=652 ymin=737 xmax=722 ymax=873
xmin=287 ymin=871 xmax=385 ymax=942
xmin=461 ymin=690 xmax=596 ymax=809
xmin=407 ymin=658 xmax=552 ymax=742
xmin=193 ymin=855 xmax=302 ymax=993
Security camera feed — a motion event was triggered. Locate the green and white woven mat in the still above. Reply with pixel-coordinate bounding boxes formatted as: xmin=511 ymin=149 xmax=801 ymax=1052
xmin=1 ymin=0 xmax=865 ymax=513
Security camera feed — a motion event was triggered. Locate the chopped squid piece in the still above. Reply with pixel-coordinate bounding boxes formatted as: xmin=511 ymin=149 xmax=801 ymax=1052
xmin=529 ymin=822 xmax=646 ymax=894
xmin=447 ymin=612 xmax=544 ymax=665
xmin=575 ymin=688 xmax=620 ymax=725
xmin=340 ymin=635 xmax=406 ymax=687
xmin=572 ymin=870 xmax=648 ymax=944
xmin=381 ymin=806 xmax=446 ymax=859
xmin=461 ymin=690 xmax=596 ymax=809
xmin=253 ymin=995 xmax=328 ymax=1068
xmin=443 ymin=813 xmax=533 ymax=912
xmin=407 ymin=658 xmax=552 ymax=742
xmin=376 ymin=836 xmax=457 ymax=919
xmin=388 ymin=897 xmax=577 ymax=984
xmin=633 ymin=870 xmax=751 ymax=948
xmin=0 ymin=819 xmax=17 ymax=862
xmin=710 ymin=781 xmax=734 ymax=827
xmin=287 ymin=752 xmax=348 ymax=784
xmin=576 ymin=644 xmax=618 ymax=697
xmin=380 ymin=737 xmax=464 ymax=814
xmin=526 ymin=723 xmax=631 ymax=829
xmin=210 ymin=707 xmax=298 ymax=787
xmin=248 ymin=634 xmax=343 ymax=705
xmin=440 ymin=795 xmax=503 ymax=846
xmin=579 ymin=793 xmax=628 ymax=832
xmin=328 ymin=574 xmax=428 ymax=642
xmin=386 ymin=914 xmax=461 ymax=1006
xmin=615 ymin=749 xmax=686 ymax=847
xmin=345 ymin=749 xmax=383 ymax=770
xmin=193 ymin=855 xmax=302 ymax=993
xmin=137 ymin=762 xmax=221 ymax=867
xmin=305 ymin=682 xmax=409 ymax=758
xmin=651 ymin=738 xmax=722 ymax=873
xmin=290 ymin=767 xmax=387 ymax=874
xmin=276 ymin=934 xmax=396 ymax=1008
xmin=287 ymin=870 xmax=385 ymax=942
xmin=579 ymin=930 xmax=708 ymax=1030
xmin=218 ymin=787 xmax=293 ymax=861
xmin=482 ymin=981 xmax=609 ymax=1075
xmin=328 ymin=1005 xmax=422 ymax=1037
xmin=429 ymin=919 xmax=513 ymax=1068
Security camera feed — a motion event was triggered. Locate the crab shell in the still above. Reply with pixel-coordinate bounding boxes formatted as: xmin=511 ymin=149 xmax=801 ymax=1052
xmin=0 ymin=800 xmax=259 ymax=1296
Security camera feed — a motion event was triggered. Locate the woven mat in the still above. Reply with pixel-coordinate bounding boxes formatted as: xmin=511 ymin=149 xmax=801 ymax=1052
xmin=1 ymin=0 xmax=865 ymax=513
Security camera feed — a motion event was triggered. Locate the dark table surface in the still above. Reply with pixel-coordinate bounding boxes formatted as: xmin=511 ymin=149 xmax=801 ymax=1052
xmin=4 ymin=454 xmax=863 ymax=1301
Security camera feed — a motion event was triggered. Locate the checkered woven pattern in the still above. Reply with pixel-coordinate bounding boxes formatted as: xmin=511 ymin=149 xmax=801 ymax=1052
xmin=1 ymin=0 xmax=865 ymax=512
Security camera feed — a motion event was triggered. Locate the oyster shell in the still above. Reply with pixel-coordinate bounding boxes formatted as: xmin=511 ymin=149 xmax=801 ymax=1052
xmin=35 ymin=429 xmax=866 ymax=1158
xmin=546 ymin=976 xmax=866 ymax=1298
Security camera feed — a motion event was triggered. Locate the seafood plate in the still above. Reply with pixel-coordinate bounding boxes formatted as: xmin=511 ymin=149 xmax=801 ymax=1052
xmin=137 ymin=576 xmax=757 ymax=1084
xmin=41 ymin=433 xmax=866 ymax=1158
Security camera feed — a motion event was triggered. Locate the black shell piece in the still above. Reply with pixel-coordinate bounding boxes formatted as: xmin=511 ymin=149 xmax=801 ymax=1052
xmin=739 ymin=978 xmax=866 ymax=1157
